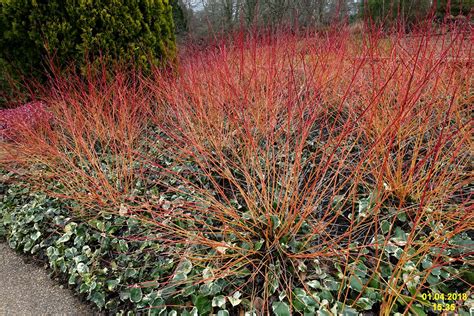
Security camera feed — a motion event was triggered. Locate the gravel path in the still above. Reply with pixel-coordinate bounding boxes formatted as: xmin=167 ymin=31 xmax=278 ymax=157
xmin=0 ymin=243 xmax=93 ymax=315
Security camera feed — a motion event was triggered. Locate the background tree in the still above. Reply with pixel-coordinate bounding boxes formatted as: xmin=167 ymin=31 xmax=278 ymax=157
xmin=170 ymin=0 xmax=467 ymax=40
xmin=361 ymin=0 xmax=432 ymax=28
xmin=435 ymin=0 xmax=474 ymax=17
xmin=171 ymin=0 xmax=189 ymax=35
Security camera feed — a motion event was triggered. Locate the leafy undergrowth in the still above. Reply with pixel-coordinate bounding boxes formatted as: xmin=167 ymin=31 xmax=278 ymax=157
xmin=1 ymin=174 xmax=188 ymax=314
xmin=1 ymin=23 xmax=473 ymax=315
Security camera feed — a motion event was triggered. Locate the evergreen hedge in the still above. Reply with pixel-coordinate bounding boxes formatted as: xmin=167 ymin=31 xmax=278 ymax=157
xmin=170 ymin=0 xmax=188 ymax=35
xmin=0 ymin=0 xmax=177 ymax=107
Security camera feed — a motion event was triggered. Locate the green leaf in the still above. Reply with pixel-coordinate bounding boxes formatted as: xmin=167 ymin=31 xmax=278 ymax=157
xmin=173 ymin=272 xmax=187 ymax=281
xmin=130 ymin=287 xmax=143 ymax=303
xmin=270 ymin=215 xmax=280 ymax=230
xmin=393 ymin=247 xmax=403 ymax=259
xmin=77 ymin=262 xmax=89 ymax=274
xmin=3 ymin=213 xmax=12 ymax=224
xmin=306 ymin=280 xmax=321 ymax=289
xmin=397 ymin=212 xmax=407 ymax=222
xmin=68 ymin=274 xmax=76 ymax=285
xmin=381 ymin=220 xmax=390 ymax=234
xmin=323 ymin=279 xmax=339 ymax=291
xmin=228 ymin=291 xmax=242 ymax=307
xmin=431 ymin=267 xmax=441 ymax=276
xmin=23 ymin=240 xmax=33 ymax=252
xmin=354 ymin=297 xmax=374 ymax=310
xmin=64 ymin=222 xmax=77 ymax=233
xmin=410 ymin=305 xmax=427 ymax=316
xmin=318 ymin=310 xmax=331 ymax=316
xmin=57 ymin=233 xmax=71 ymax=243
xmin=268 ymin=270 xmax=279 ymax=295
xmin=342 ymin=306 xmax=359 ymax=315
xmin=30 ymin=231 xmax=41 ymax=241
xmin=149 ymin=298 xmax=166 ymax=315
xmin=182 ymin=284 xmax=196 ymax=297
xmin=349 ymin=275 xmax=364 ymax=292
xmin=193 ymin=295 xmax=212 ymax=314
xmin=272 ymin=301 xmax=291 ymax=316
xmin=217 ymin=311 xmax=229 ymax=316
xmin=368 ymin=274 xmax=380 ymax=289
xmin=176 ymin=259 xmax=193 ymax=275
xmin=199 ymin=283 xmax=212 ymax=296
xmin=90 ymin=291 xmax=105 ymax=307
xmin=393 ymin=226 xmax=407 ymax=242
xmin=421 ymin=256 xmax=432 ymax=269
xmin=182 ymin=307 xmax=198 ymax=316
xmin=210 ymin=283 xmax=222 ymax=296
xmin=358 ymin=198 xmax=369 ymax=217
xmin=106 ymin=279 xmax=120 ymax=291
xmin=203 ymin=267 xmax=214 ymax=282
xmin=118 ymin=239 xmax=128 ymax=252
xmin=292 ymin=288 xmax=317 ymax=312
xmin=212 ymin=295 xmax=226 ymax=308
xmin=80 ymin=283 xmax=90 ymax=294
xmin=461 ymin=270 xmax=474 ymax=284
xmin=95 ymin=220 xmax=105 ymax=231
xmin=354 ymin=262 xmax=368 ymax=278
xmin=254 ymin=239 xmax=264 ymax=251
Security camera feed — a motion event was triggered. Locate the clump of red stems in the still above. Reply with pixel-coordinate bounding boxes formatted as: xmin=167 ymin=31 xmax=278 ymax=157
xmin=1 ymin=22 xmax=472 ymax=314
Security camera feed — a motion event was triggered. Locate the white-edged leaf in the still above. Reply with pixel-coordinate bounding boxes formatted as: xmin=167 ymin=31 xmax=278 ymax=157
xmin=176 ymin=259 xmax=193 ymax=275
xmin=76 ymin=262 xmax=89 ymax=274
xmin=228 ymin=291 xmax=242 ymax=306
xmin=212 ymin=295 xmax=226 ymax=308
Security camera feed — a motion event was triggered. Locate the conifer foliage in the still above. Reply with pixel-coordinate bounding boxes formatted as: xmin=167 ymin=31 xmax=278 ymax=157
xmin=0 ymin=0 xmax=177 ymax=77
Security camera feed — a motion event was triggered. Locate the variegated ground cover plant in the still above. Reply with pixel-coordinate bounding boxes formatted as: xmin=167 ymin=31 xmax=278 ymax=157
xmin=1 ymin=23 xmax=472 ymax=315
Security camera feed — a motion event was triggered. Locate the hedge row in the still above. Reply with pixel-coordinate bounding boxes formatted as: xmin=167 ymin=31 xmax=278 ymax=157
xmin=0 ymin=0 xmax=178 ymax=108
